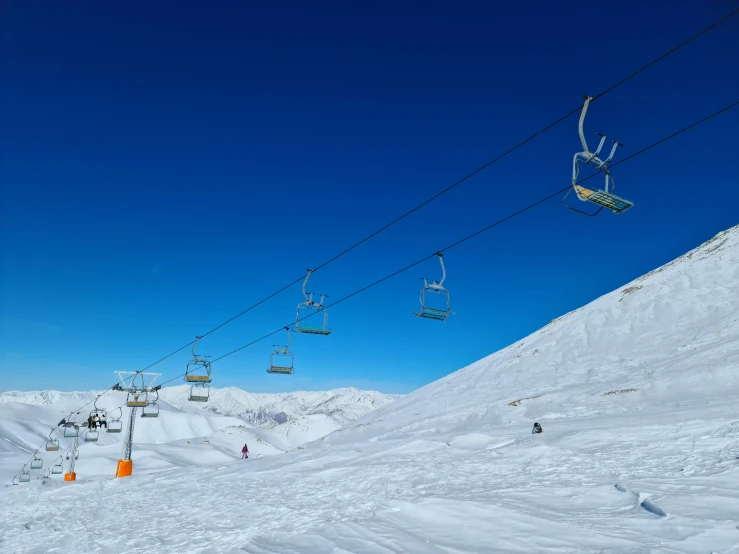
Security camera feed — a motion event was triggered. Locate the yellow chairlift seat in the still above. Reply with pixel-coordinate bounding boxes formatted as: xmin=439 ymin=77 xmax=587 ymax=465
xmin=574 ymin=185 xmax=633 ymax=214
xmin=127 ymin=392 xmax=148 ymax=407
xmin=185 ymin=374 xmax=211 ymax=382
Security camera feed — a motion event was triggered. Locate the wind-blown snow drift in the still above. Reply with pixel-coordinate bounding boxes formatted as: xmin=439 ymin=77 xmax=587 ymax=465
xmin=2 ymin=225 xmax=738 ymax=554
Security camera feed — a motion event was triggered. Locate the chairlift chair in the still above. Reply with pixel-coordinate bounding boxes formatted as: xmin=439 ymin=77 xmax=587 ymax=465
xmin=45 ymin=439 xmax=60 ymax=452
xmin=107 ymin=420 xmax=123 ymax=432
xmin=294 ymin=270 xmax=332 ymax=335
xmin=85 ymin=429 xmax=99 ymax=442
xmin=107 ymin=408 xmax=123 ymax=433
xmin=563 ymin=95 xmax=634 ymax=216
xmin=66 ymin=450 xmax=79 ymax=461
xmin=30 ymin=452 xmax=43 ymax=470
xmin=188 ymin=385 xmax=210 ymax=402
xmin=63 ymin=424 xmax=79 ymax=438
xmin=267 ymin=328 xmax=295 ymax=375
xmin=141 ymin=403 xmax=160 ymax=418
xmin=185 ymin=336 xmax=213 ymax=385
xmin=413 ymin=253 xmax=454 ymax=321
xmin=141 ymin=389 xmax=160 ymax=418
xmin=51 ymin=461 xmax=63 ymax=475
xmin=19 ymin=470 xmax=31 ymax=483
xmin=127 ymin=392 xmax=148 ymax=408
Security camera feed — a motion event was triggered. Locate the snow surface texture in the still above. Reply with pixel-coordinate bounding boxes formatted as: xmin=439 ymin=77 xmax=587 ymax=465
xmin=2 ymin=225 xmax=739 ymax=553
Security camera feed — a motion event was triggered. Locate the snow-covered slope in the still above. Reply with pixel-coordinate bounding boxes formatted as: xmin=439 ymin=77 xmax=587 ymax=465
xmin=2 ymin=225 xmax=739 ymax=554
xmin=328 ymin=224 xmax=739 ymax=446
xmin=0 ymin=386 xmax=398 ymax=485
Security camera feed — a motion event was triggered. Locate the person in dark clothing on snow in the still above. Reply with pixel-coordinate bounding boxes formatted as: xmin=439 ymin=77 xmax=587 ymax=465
xmin=241 ymin=444 xmax=249 ymax=459
xmin=532 ymin=422 xmax=543 ymax=434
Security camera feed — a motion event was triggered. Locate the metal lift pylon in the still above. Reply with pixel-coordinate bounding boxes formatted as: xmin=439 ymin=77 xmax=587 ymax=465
xmin=113 ymin=371 xmax=161 ymax=478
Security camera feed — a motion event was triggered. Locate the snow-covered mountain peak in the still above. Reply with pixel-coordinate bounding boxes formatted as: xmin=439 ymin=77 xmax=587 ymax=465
xmin=157 ymin=385 xmax=399 ymax=426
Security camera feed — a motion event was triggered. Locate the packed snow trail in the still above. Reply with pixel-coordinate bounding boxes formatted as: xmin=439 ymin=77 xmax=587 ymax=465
xmin=2 ymin=225 xmax=739 ymax=553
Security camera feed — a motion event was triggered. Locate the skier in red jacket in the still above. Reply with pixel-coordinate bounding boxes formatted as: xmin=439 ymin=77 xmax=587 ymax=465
xmin=241 ymin=444 xmax=249 ymax=459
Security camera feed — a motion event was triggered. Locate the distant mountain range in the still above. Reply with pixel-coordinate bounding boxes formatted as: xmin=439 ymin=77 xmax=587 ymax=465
xmin=0 ymin=386 xmax=401 ymax=437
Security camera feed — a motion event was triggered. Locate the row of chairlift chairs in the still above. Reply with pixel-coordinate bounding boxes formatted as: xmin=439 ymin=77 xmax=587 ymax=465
xmin=187 ymin=97 xmax=631 ymax=383
xmin=18 ymin=452 xmax=65 ymax=482
xmin=17 ymin=397 xmax=148 ymax=483
xmin=18 ymin=426 xmax=82 ymax=482
xmin=265 ymin=255 xmax=455 ymax=376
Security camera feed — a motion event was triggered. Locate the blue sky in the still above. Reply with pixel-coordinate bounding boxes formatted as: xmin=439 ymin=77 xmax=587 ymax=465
xmin=1 ymin=1 xmax=737 ymax=394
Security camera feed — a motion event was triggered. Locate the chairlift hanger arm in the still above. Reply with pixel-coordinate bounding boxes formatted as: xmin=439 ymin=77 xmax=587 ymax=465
xmin=436 ymin=253 xmax=447 ymax=287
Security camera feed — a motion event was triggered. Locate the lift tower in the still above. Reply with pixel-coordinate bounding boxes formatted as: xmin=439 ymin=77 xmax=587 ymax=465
xmin=113 ymin=371 xmax=161 ymax=478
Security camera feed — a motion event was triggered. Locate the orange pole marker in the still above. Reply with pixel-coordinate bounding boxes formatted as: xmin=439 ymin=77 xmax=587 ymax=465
xmin=115 ymin=459 xmax=132 ymax=478
xmin=63 ymin=472 xmax=76 ymax=482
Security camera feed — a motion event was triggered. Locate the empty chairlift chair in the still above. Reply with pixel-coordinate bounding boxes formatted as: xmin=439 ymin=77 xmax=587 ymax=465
xmin=51 ymin=461 xmax=63 ymax=475
xmin=107 ymin=408 xmax=123 ymax=433
xmin=45 ymin=438 xmax=60 ymax=452
xmin=563 ymin=95 xmax=634 ymax=216
xmin=141 ymin=389 xmax=160 ymax=418
xmin=189 ymin=385 xmax=210 ymax=402
xmin=185 ymin=336 xmax=212 ymax=402
xmin=19 ymin=469 xmax=31 ymax=483
xmin=63 ymin=424 xmax=79 ymax=438
xmin=85 ymin=429 xmax=99 ymax=442
xmin=127 ymin=392 xmax=148 ymax=408
xmin=66 ymin=450 xmax=79 ymax=461
xmin=413 ymin=253 xmax=454 ymax=322
xmin=294 ymin=270 xmax=332 ymax=335
xmin=30 ymin=452 xmax=43 ymax=470
xmin=267 ymin=328 xmax=294 ymax=375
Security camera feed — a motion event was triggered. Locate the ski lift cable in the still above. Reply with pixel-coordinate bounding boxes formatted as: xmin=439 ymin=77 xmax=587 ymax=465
xmin=158 ymin=101 xmax=736 ymax=374
xmin=7 ymin=14 xmax=737 ymax=484
xmin=7 ymin=100 xmax=736 ymax=486
xmin=127 ymin=8 xmax=739 ymax=376
xmin=309 ymin=6 xmax=738 ymax=272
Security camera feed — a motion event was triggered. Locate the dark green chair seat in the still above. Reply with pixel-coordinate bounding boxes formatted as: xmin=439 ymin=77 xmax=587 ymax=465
xmin=295 ymin=324 xmax=332 ymax=335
